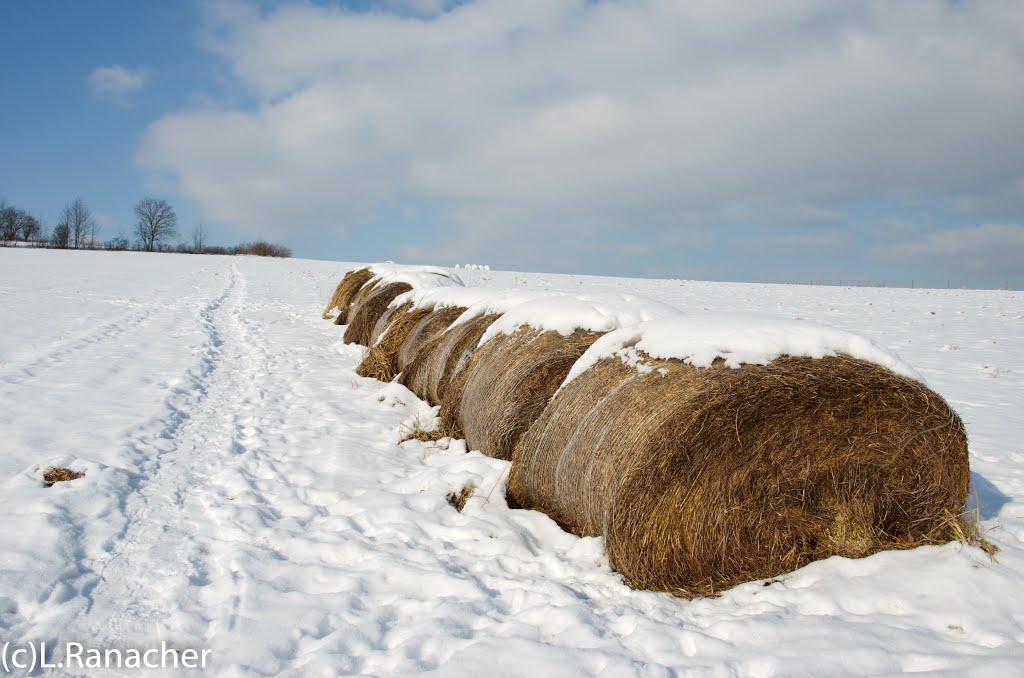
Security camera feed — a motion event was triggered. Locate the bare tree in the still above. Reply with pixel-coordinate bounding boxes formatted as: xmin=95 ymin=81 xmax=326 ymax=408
xmin=0 ymin=197 xmax=8 ymax=240
xmin=133 ymin=198 xmax=178 ymax=252
xmin=59 ymin=198 xmax=97 ymax=249
xmin=51 ymin=221 xmax=70 ymax=248
xmin=0 ymin=203 xmax=18 ymax=241
xmin=21 ymin=213 xmax=41 ymax=242
xmin=1 ymin=204 xmax=40 ymax=243
xmin=106 ymin=230 xmax=131 ymax=251
xmin=192 ymin=223 xmax=207 ymax=254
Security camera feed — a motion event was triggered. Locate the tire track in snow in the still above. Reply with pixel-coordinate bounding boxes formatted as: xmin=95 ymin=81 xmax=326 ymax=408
xmin=0 ymin=307 xmax=161 ymax=388
xmin=0 ymin=267 xmax=211 ymax=389
xmin=46 ymin=261 xmax=253 ymax=665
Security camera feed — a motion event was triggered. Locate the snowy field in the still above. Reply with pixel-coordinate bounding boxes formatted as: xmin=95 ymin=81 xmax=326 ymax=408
xmin=1 ymin=248 xmax=1022 ymax=677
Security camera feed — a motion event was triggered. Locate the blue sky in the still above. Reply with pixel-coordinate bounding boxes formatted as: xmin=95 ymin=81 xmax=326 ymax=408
xmin=1 ymin=0 xmax=1022 ymax=289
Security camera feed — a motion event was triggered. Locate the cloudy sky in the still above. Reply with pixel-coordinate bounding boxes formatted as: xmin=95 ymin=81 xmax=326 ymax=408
xmin=1 ymin=0 xmax=1022 ymax=288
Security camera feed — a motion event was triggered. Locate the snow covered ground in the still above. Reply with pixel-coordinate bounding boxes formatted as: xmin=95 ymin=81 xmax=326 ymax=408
xmin=1 ymin=248 xmax=1021 ymax=677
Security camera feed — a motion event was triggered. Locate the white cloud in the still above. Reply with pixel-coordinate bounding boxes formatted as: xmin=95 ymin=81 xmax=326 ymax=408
xmin=89 ymin=65 xmax=147 ymax=104
xmin=879 ymin=224 xmax=1024 ymax=274
xmin=377 ymin=0 xmax=452 ymax=17
xmin=138 ymin=0 xmax=1024 ymax=257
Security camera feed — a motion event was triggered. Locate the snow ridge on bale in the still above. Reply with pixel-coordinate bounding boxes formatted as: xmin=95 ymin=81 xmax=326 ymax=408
xmin=452 ymin=294 xmax=681 ymax=460
xmin=389 ymin=288 xmax=558 ymax=410
xmin=394 ymin=287 xmax=555 ymax=324
xmin=477 ymin=294 xmax=682 ymax=346
xmin=389 ymin=287 xmax=526 ymax=313
xmin=510 ymin=325 xmax=969 ymax=595
xmin=364 ymin=262 xmax=465 ymax=290
xmin=563 ymin=314 xmax=920 ymax=387
xmin=340 ymin=264 xmax=465 ymax=346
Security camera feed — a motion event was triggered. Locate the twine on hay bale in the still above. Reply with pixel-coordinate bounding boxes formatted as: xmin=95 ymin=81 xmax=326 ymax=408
xmin=355 ymin=304 xmax=468 ymax=382
xmin=452 ymin=327 xmax=603 ymax=460
xmin=397 ymin=306 xmax=468 ymax=374
xmin=323 ymin=268 xmax=374 ymax=323
xmin=509 ymin=354 xmax=970 ymax=596
xmin=399 ymin=314 xmax=500 ymax=406
xmin=367 ymin=302 xmax=414 ymax=348
xmin=343 ymin=282 xmax=413 ymax=346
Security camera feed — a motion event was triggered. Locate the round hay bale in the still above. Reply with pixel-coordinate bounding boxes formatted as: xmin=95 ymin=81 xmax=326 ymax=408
xmin=323 ymin=268 xmax=374 ymax=323
xmin=355 ymin=302 xmax=424 ymax=381
xmin=334 ymin=276 xmax=382 ymax=327
xmin=343 ymin=282 xmax=413 ymax=346
xmin=453 ymin=327 xmax=603 ymax=460
xmin=367 ymin=302 xmax=415 ymax=349
xmin=399 ymin=313 xmax=500 ymax=406
xmin=510 ymin=354 xmax=970 ymax=595
xmin=396 ymin=306 xmax=468 ymax=374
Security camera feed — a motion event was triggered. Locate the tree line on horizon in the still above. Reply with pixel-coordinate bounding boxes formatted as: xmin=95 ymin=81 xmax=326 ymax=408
xmin=0 ymin=195 xmax=291 ymax=258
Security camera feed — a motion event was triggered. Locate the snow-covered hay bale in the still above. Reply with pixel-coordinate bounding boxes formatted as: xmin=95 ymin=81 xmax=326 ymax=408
xmin=356 ymin=302 xmax=422 ymax=381
xmin=329 ymin=262 xmax=464 ymax=327
xmin=367 ymin=301 xmax=413 ymax=349
xmin=399 ymin=313 xmax=500 ymax=406
xmin=451 ymin=295 xmax=680 ymax=458
xmin=454 ymin=327 xmax=602 ymax=459
xmin=343 ymin=282 xmax=414 ymax=346
xmin=323 ymin=267 xmax=373 ymax=323
xmin=396 ymin=306 xmax=468 ymax=374
xmin=509 ymin=317 xmax=970 ymax=595
xmin=355 ymin=304 xmax=468 ymax=382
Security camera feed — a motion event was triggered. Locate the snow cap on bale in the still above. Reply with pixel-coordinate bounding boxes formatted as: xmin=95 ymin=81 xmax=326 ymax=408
xmin=390 ymin=287 xmax=530 ymax=313
xmin=364 ymin=262 xmax=464 ymax=290
xmin=562 ymin=313 xmax=921 ymax=388
xmin=452 ymin=294 xmax=681 ymax=460
xmin=475 ymin=294 xmax=681 ymax=345
xmin=411 ymin=288 xmax=555 ymax=324
xmin=511 ymin=313 xmax=967 ymax=596
xmin=343 ymin=264 xmax=465 ymax=346
xmin=392 ymin=287 xmax=557 ymax=406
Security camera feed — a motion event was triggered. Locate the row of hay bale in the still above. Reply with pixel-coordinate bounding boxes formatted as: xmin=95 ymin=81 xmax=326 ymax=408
xmin=325 ymin=265 xmax=971 ymax=596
